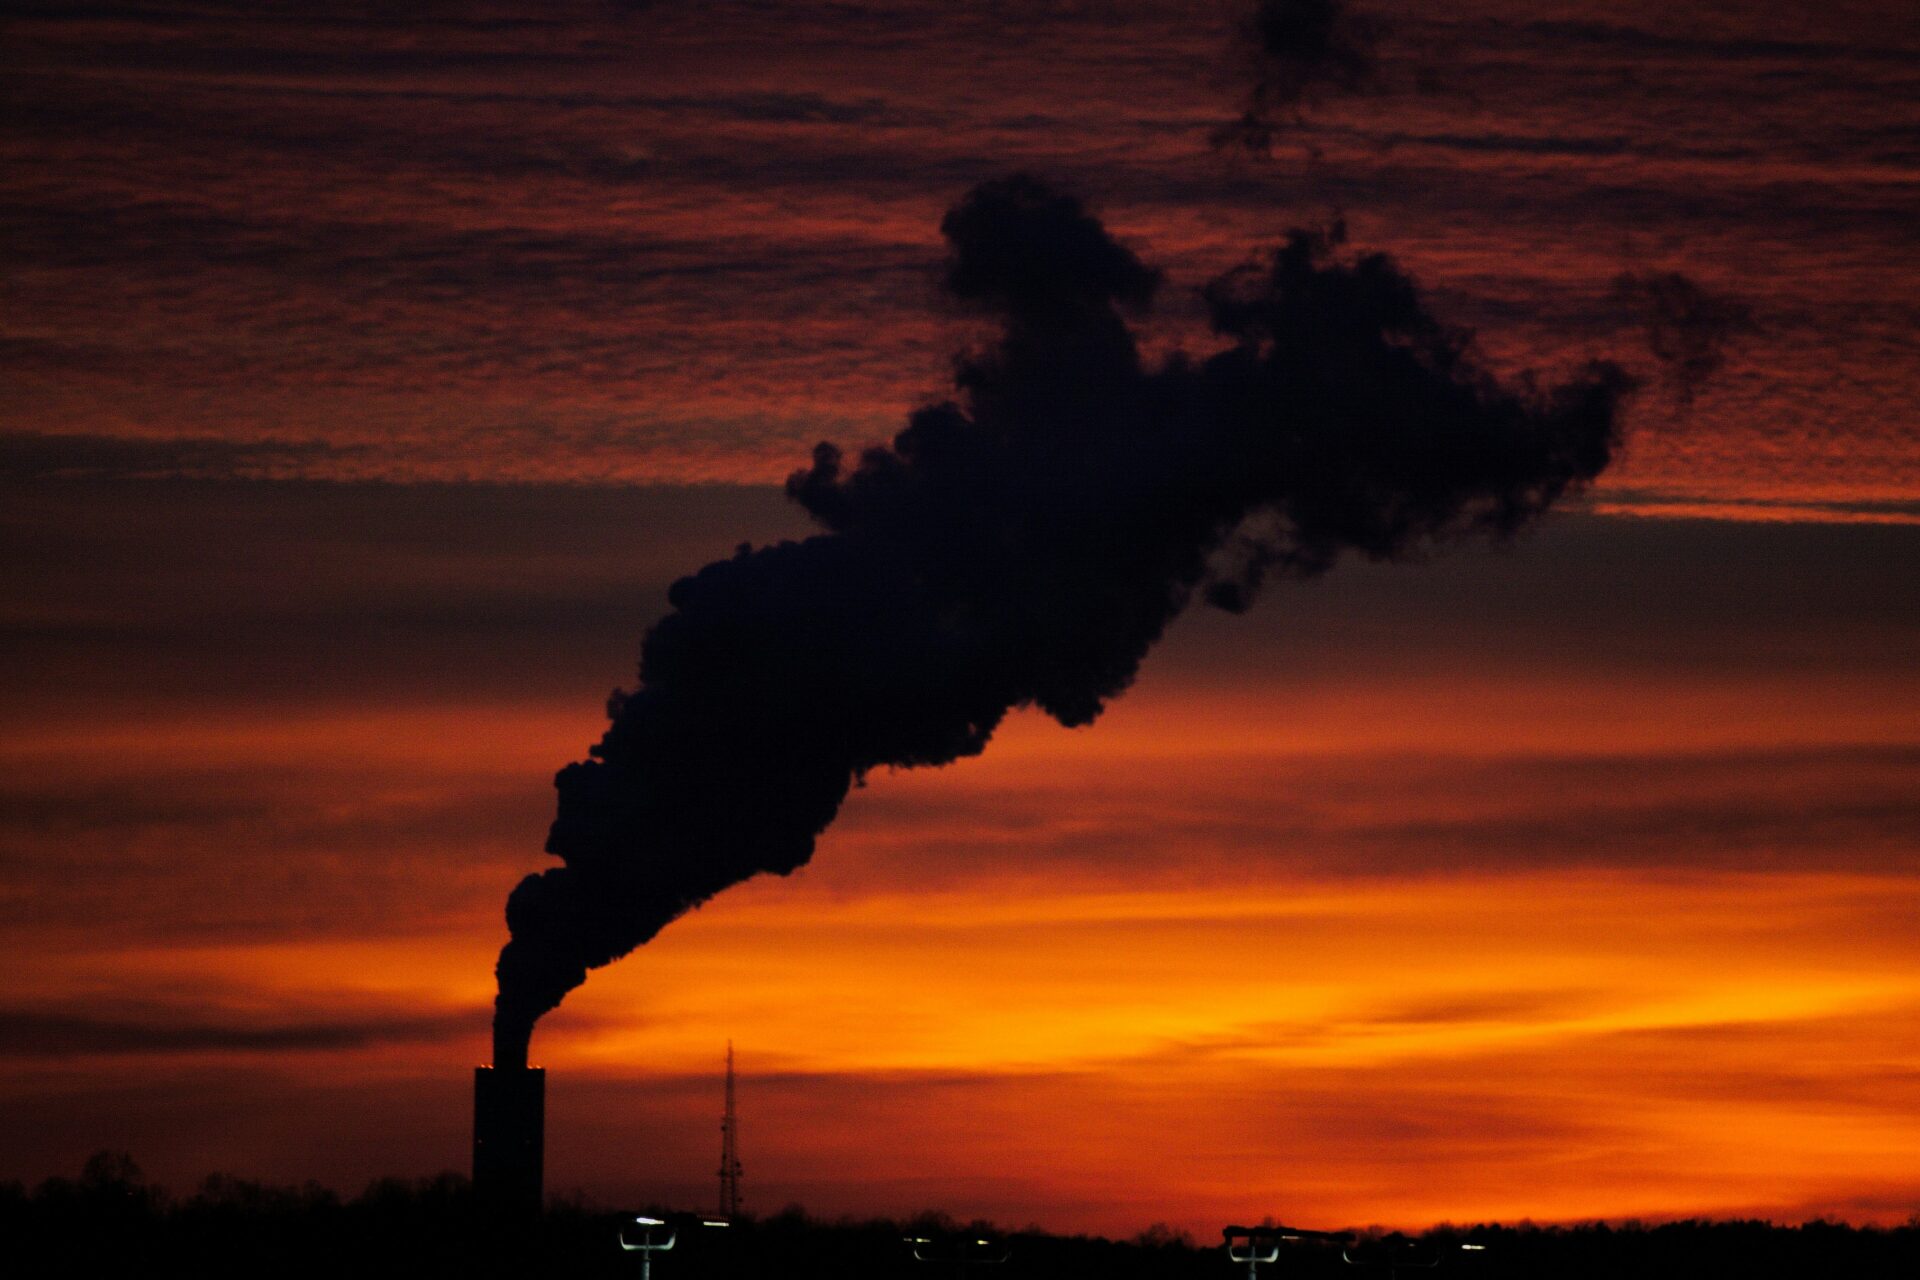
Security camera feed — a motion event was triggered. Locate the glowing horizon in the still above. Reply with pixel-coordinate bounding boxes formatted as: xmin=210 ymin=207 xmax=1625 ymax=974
xmin=4 ymin=0 xmax=1917 ymax=1238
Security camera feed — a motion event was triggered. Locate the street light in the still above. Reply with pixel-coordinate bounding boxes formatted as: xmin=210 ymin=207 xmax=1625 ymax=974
xmin=1223 ymin=1224 xmax=1353 ymax=1279
xmin=1225 ymin=1233 xmax=1279 ymax=1278
xmin=619 ymin=1211 xmax=733 ymax=1279
xmin=1332 ymin=1234 xmax=1493 ymax=1276
xmin=619 ymin=1216 xmax=677 ymax=1280
xmin=905 ymin=1231 xmax=1011 ymax=1278
xmin=1341 ymin=1234 xmax=1452 ymax=1277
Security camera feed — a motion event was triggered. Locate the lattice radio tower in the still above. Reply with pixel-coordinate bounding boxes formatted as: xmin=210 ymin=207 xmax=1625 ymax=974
xmin=717 ymin=1041 xmax=742 ymax=1219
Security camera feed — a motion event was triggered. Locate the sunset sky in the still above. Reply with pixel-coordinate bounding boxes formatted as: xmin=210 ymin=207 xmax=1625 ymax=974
xmin=3 ymin=0 xmax=1917 ymax=1236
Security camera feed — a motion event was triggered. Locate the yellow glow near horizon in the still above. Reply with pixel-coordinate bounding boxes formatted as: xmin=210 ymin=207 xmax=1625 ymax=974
xmin=2 ymin=666 xmax=1914 ymax=1230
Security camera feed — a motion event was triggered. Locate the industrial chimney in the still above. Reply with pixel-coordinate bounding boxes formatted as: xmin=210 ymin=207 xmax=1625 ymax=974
xmin=473 ymin=1064 xmax=544 ymax=1215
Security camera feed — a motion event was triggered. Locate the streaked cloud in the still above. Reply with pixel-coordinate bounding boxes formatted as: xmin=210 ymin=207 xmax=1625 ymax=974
xmin=0 ymin=1004 xmax=480 ymax=1058
xmin=5 ymin=1 xmax=1914 ymax=511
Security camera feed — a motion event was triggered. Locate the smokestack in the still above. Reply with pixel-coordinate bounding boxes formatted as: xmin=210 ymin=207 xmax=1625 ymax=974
xmin=473 ymin=1065 xmax=544 ymax=1216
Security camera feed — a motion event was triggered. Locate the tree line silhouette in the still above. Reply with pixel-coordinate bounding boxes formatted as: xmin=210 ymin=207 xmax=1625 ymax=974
xmin=7 ymin=1153 xmax=1913 ymax=1279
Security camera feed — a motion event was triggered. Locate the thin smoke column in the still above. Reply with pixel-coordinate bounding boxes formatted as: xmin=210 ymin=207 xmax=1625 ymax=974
xmin=1214 ymin=0 xmax=1380 ymax=152
xmin=490 ymin=175 xmax=1629 ymax=1066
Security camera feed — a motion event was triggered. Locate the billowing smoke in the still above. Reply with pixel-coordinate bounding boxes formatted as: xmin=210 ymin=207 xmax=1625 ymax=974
xmin=1213 ymin=0 xmax=1380 ymax=153
xmin=490 ymin=175 xmax=1628 ymax=1066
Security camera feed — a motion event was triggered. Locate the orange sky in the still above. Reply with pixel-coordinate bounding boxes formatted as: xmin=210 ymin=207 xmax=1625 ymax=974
xmin=3 ymin=492 xmax=1915 ymax=1231
xmin=3 ymin=0 xmax=1918 ymax=1238
xmin=4 ymin=687 xmax=1916 ymax=1230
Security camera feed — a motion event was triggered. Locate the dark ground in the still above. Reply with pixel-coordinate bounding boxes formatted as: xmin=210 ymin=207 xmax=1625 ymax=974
xmin=8 ymin=1153 xmax=1915 ymax=1279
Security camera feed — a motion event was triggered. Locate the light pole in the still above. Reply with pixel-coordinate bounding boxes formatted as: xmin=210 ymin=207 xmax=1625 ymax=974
xmin=1226 ymin=1232 xmax=1279 ymax=1279
xmin=1341 ymin=1234 xmax=1489 ymax=1277
xmin=620 ymin=1216 xmax=676 ymax=1280
xmin=905 ymin=1231 xmax=1011 ymax=1280
xmin=1223 ymin=1224 xmax=1354 ymax=1278
xmin=619 ymin=1211 xmax=732 ymax=1279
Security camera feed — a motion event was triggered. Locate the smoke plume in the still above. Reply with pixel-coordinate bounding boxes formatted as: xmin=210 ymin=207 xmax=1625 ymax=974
xmin=1213 ymin=0 xmax=1380 ymax=153
xmin=491 ymin=174 xmax=1628 ymax=1066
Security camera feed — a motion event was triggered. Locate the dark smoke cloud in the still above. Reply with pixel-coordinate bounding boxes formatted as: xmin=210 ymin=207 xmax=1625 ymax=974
xmin=1213 ymin=0 xmax=1380 ymax=154
xmin=1610 ymin=270 xmax=1756 ymax=406
xmin=491 ymin=174 xmax=1627 ymax=1066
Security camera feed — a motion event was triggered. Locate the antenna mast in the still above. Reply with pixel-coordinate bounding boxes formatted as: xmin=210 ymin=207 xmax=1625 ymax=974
xmin=717 ymin=1041 xmax=742 ymax=1219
